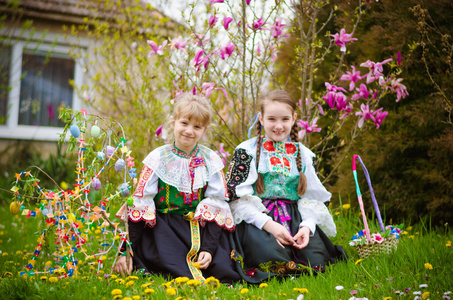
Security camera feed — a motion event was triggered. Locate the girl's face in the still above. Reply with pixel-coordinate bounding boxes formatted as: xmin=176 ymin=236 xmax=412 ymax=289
xmin=172 ymin=117 xmax=206 ymax=153
xmin=259 ymin=101 xmax=297 ymax=142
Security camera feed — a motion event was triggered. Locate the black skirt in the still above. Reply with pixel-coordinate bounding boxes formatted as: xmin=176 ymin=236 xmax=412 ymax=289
xmin=128 ymin=212 xmax=240 ymax=283
xmin=229 ymin=201 xmax=348 ymax=283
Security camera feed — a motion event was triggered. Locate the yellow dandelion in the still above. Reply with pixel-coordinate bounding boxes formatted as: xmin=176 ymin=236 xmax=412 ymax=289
xmin=293 ymin=288 xmax=309 ymax=294
xmin=342 ymin=204 xmax=351 ymax=210
xmin=115 ymin=279 xmax=123 ymax=284
xmin=2 ymin=252 xmax=8 ymax=256
xmin=132 ymin=296 xmax=140 ymax=300
xmin=141 ymin=282 xmax=152 ymax=288
xmin=113 ymin=295 xmax=122 ymax=300
xmin=205 ymin=276 xmax=220 ymax=289
xmin=123 ymin=297 xmax=132 ymax=300
xmin=259 ymin=283 xmax=268 ymax=288
xmin=15 ymin=250 xmax=23 ymax=255
xmin=95 ymin=229 xmax=101 ymax=235
xmin=355 ymin=259 xmax=364 ymax=265
xmin=383 ymin=297 xmax=392 ymax=300
xmin=110 ymin=275 xmax=118 ymax=279
xmin=49 ymin=276 xmax=58 ymax=283
xmin=175 ymin=276 xmax=190 ymax=284
xmin=402 ymin=231 xmax=408 ymax=235
xmin=126 ymin=275 xmax=139 ymax=280
xmin=424 ymin=263 xmax=433 ymax=270
xmin=125 ymin=280 xmax=135 ymax=287
xmin=40 ymin=276 xmax=48 ymax=281
xmin=187 ymin=279 xmax=201 ymax=287
xmin=446 ymin=241 xmax=452 ymax=247
xmin=422 ymin=291 xmax=430 ymax=299
xmin=175 ymin=297 xmax=183 ymax=300
xmin=144 ymin=288 xmax=155 ymax=294
xmin=162 ymin=280 xmax=174 ymax=288
xmin=335 ymin=212 xmax=340 ymax=215
xmin=3 ymin=272 xmax=13 ymax=277
xmin=45 ymin=261 xmax=52 ymax=267
xmin=111 ymin=289 xmax=122 ymax=296
xmin=409 ymin=235 xmax=414 ymax=239
xmin=166 ymin=287 xmax=177 ymax=296
xmin=240 ymin=288 xmax=249 ymax=294
xmin=407 ymin=226 xmax=412 ymax=230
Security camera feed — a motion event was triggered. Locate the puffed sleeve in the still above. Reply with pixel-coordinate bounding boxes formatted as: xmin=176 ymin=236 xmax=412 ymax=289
xmin=297 ymin=144 xmax=336 ymax=237
xmin=194 ymin=151 xmax=235 ymax=231
xmin=115 ymin=165 xmax=158 ymax=228
xmin=226 ymin=146 xmax=271 ymax=230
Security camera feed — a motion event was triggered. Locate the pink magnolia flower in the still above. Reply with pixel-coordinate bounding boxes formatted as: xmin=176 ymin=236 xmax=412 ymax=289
xmin=219 ymin=41 xmax=235 ymax=59
xmin=201 ymin=82 xmax=229 ymax=98
xmin=223 ymin=16 xmax=233 ymax=30
xmin=170 ymin=36 xmax=188 ymax=51
xmin=256 ymin=44 xmax=261 ymax=56
xmin=317 ymin=104 xmax=325 ymax=116
xmin=246 ymin=0 xmax=252 ymax=4
xmin=253 ymin=17 xmax=266 ymax=30
xmin=331 ymin=29 xmax=357 ymax=52
xmin=355 ymin=104 xmax=374 ymax=128
xmin=192 ymin=49 xmax=210 ymax=71
xmin=208 ymin=15 xmax=218 ymax=27
xmin=340 ymin=65 xmax=364 ymax=91
xmin=325 ymin=82 xmax=347 ymax=93
xmin=360 ymin=58 xmax=392 ymax=83
xmin=352 ymin=84 xmax=372 ymax=100
xmin=397 ymin=51 xmax=402 ymax=65
xmin=207 ymin=0 xmax=224 ymax=4
xmin=371 ymin=108 xmax=388 ymax=129
xmin=215 ymin=143 xmax=230 ymax=166
xmin=269 ymin=18 xmax=289 ymax=39
xmin=335 ymin=92 xmax=349 ymax=111
xmin=389 ymin=78 xmax=409 ymax=102
xmin=156 ymin=125 xmax=163 ymax=137
xmin=297 ymin=117 xmax=322 ymax=139
xmin=147 ymin=40 xmax=168 ymax=56
xmin=193 ymin=33 xmax=210 ymax=46
xmin=323 ymin=91 xmax=337 ymax=109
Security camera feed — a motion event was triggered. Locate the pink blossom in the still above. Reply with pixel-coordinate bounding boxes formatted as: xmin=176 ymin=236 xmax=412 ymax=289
xmin=340 ymin=65 xmax=364 ymax=91
xmin=170 ymin=36 xmax=188 ymax=51
xmin=360 ymin=58 xmax=392 ymax=83
xmin=201 ymin=82 xmax=229 ymax=98
xmin=323 ymin=92 xmax=336 ymax=109
xmin=269 ymin=18 xmax=289 ymax=39
xmin=223 ymin=16 xmax=233 ymax=30
xmin=355 ymin=104 xmax=374 ymax=128
xmin=397 ymin=51 xmax=402 ymax=65
xmin=317 ymin=104 xmax=325 ymax=116
xmin=372 ymin=233 xmax=384 ymax=243
xmin=297 ymin=117 xmax=322 ymax=139
xmin=219 ymin=41 xmax=235 ymax=59
xmin=207 ymin=0 xmax=224 ymax=4
xmin=325 ymin=82 xmax=347 ymax=93
xmin=208 ymin=15 xmax=218 ymax=27
xmin=246 ymin=0 xmax=251 ymax=4
xmin=335 ymin=92 xmax=349 ymax=111
xmin=256 ymin=44 xmax=261 ymax=56
xmin=147 ymin=40 xmax=168 ymax=56
xmin=351 ymin=84 xmax=372 ymax=100
xmin=371 ymin=108 xmax=388 ymax=129
xmin=215 ymin=143 xmax=230 ymax=166
xmin=156 ymin=125 xmax=163 ymax=137
xmin=192 ymin=49 xmax=210 ymax=72
xmin=389 ymin=78 xmax=409 ymax=102
xmin=331 ymin=29 xmax=357 ymax=52
xmin=253 ymin=17 xmax=266 ymax=30
xmin=193 ymin=33 xmax=210 ymax=46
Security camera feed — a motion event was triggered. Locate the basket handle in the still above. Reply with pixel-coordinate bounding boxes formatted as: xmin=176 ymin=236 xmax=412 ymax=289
xmin=352 ymin=155 xmax=385 ymax=242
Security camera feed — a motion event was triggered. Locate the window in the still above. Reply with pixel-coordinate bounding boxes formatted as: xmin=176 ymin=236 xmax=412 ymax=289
xmin=0 ymin=37 xmax=83 ymax=141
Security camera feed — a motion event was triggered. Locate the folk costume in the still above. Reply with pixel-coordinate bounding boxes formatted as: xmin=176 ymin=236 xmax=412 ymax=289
xmin=227 ymin=137 xmax=347 ymax=283
xmin=116 ymin=143 xmax=240 ymax=283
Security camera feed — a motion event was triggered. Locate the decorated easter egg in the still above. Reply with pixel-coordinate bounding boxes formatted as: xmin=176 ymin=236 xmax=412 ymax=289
xmin=105 ymin=146 xmax=115 ymax=157
xmin=97 ymin=151 xmax=105 ymax=160
xmin=68 ymin=213 xmax=76 ymax=222
xmin=127 ymin=197 xmax=134 ymax=207
xmin=92 ymin=177 xmax=101 ymax=190
xmin=10 ymin=201 xmax=20 ymax=215
xmin=91 ymin=125 xmax=101 ymax=138
xmin=115 ymin=159 xmax=126 ymax=172
xmin=117 ymin=183 xmax=130 ymax=197
xmin=69 ymin=124 xmax=80 ymax=138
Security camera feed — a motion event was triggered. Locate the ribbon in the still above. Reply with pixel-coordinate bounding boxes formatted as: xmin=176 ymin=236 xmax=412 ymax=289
xmin=263 ymin=199 xmax=293 ymax=233
xmin=247 ymin=113 xmax=260 ymax=138
xmin=184 ymin=212 xmax=205 ymax=282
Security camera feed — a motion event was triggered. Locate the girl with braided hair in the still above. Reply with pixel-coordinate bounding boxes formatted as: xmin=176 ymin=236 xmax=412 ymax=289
xmin=226 ymin=90 xmax=347 ymax=283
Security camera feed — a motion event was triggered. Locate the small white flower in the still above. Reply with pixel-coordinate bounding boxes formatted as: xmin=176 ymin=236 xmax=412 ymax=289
xmin=419 ymin=284 xmax=428 ymax=288
xmin=296 ymin=294 xmax=304 ymax=300
xmin=413 ymin=291 xmax=422 ymax=295
xmin=335 ymin=285 xmax=344 ymax=291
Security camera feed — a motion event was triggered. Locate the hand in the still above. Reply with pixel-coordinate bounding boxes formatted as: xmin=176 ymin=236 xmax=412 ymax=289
xmin=114 ymin=255 xmax=133 ymax=276
xmin=293 ymin=226 xmax=310 ymax=250
xmin=262 ymin=220 xmax=294 ymax=248
xmin=196 ymin=251 xmax=212 ymax=269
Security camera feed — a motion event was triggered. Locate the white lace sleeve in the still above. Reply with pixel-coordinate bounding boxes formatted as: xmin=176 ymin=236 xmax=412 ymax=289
xmin=115 ymin=165 xmax=158 ymax=228
xmin=229 ymin=195 xmax=271 ymax=229
xmin=194 ymin=169 xmax=235 ymax=231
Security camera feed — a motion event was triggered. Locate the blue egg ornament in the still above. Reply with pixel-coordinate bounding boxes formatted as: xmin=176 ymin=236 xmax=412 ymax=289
xmin=69 ymin=124 xmax=80 ymax=138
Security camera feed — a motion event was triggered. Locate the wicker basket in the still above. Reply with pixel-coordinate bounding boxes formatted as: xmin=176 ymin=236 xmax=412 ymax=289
xmin=352 ymin=155 xmax=399 ymax=258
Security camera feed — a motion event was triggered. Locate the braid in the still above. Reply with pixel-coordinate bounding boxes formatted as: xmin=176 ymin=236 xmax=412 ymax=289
xmin=255 ymin=121 xmax=265 ymax=195
xmin=290 ymin=123 xmax=307 ymax=196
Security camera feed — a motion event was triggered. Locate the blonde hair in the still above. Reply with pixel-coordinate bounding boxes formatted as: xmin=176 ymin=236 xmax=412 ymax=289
xmin=171 ymin=93 xmax=213 ymax=127
xmin=254 ymin=90 xmax=307 ymax=196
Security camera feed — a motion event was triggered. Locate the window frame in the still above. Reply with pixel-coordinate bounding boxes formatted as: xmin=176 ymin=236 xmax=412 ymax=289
xmin=0 ymin=32 xmax=85 ymax=141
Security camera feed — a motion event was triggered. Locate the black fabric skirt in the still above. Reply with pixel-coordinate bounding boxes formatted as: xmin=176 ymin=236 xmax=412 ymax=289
xmin=129 ymin=212 xmax=240 ymax=283
xmin=229 ymin=201 xmax=348 ymax=283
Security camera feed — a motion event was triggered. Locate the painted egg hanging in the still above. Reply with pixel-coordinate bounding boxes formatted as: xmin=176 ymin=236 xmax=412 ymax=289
xmin=115 ymin=159 xmax=126 ymax=172
xmin=118 ymin=183 xmax=130 ymax=197
xmin=91 ymin=125 xmax=101 ymax=138
xmin=92 ymin=177 xmax=101 ymax=190
xmin=10 ymin=201 xmax=20 ymax=215
xmin=127 ymin=197 xmax=134 ymax=206
xmin=69 ymin=124 xmax=80 ymax=138
xmin=97 ymin=151 xmax=105 ymax=160
xmin=105 ymin=146 xmax=115 ymax=157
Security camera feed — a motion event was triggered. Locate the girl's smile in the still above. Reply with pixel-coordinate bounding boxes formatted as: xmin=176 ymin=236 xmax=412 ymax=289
xmin=172 ymin=117 xmax=206 ymax=153
xmin=259 ymin=101 xmax=297 ymax=142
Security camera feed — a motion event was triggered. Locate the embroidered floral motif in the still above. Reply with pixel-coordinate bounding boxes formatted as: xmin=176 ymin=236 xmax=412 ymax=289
xmin=115 ymin=203 xmax=156 ymax=228
xmin=194 ymin=203 xmax=235 ymax=231
xmin=171 ymin=143 xmax=199 ymax=158
xmin=226 ymin=149 xmax=253 ymax=200
xmin=262 ymin=139 xmax=298 ymax=176
xmin=134 ymin=166 xmax=153 ymax=197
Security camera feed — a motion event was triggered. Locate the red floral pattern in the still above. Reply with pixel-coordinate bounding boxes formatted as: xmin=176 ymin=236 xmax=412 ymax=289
xmin=133 ymin=166 xmax=153 ymax=197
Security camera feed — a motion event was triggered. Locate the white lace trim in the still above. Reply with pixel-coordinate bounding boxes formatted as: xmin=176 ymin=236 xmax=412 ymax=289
xmin=194 ymin=197 xmax=235 ymax=231
xmin=297 ymin=198 xmax=337 ymax=237
xmin=142 ymin=144 xmax=224 ymax=193
xmin=229 ymin=195 xmax=268 ymax=225
xmin=115 ymin=197 xmax=157 ymax=228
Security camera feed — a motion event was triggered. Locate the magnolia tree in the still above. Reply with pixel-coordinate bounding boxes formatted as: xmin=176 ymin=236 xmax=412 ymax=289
xmin=145 ymin=0 xmax=408 ymax=182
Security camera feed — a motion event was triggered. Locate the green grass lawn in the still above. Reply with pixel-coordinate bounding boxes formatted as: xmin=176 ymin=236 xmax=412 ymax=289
xmin=0 ymin=201 xmax=452 ymax=300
